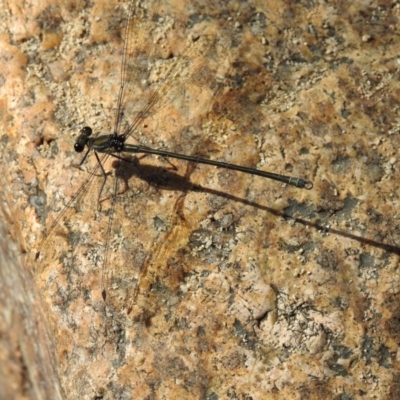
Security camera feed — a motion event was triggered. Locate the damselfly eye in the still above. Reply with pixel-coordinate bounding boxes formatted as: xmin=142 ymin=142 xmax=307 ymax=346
xmin=81 ymin=126 xmax=92 ymax=136
xmin=74 ymin=142 xmax=85 ymax=152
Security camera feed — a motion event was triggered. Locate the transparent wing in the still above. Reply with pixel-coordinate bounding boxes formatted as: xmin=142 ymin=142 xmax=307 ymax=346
xmin=97 ymin=158 xmax=188 ymax=311
xmin=35 ymin=155 xmax=112 ymax=299
xmin=115 ymin=0 xmax=219 ymax=142
xmin=35 ymin=154 xmax=167 ymax=310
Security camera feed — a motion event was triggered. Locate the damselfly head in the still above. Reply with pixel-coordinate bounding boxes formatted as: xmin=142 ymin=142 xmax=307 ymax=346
xmin=74 ymin=126 xmax=93 ymax=153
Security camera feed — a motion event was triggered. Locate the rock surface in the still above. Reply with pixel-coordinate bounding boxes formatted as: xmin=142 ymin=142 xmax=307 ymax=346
xmin=1 ymin=0 xmax=400 ymax=399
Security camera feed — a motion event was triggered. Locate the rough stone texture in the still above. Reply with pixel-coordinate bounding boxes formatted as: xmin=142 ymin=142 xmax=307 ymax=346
xmin=0 ymin=186 xmax=64 ymax=400
xmin=1 ymin=0 xmax=400 ymax=399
